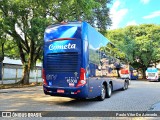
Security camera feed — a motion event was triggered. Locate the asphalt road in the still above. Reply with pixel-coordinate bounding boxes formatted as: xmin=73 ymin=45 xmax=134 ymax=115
xmin=0 ymin=81 xmax=160 ymax=119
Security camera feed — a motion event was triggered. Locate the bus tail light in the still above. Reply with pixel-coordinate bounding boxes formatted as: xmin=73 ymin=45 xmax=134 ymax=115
xmin=76 ymin=68 xmax=86 ymax=87
xmin=42 ymin=69 xmax=48 ymax=85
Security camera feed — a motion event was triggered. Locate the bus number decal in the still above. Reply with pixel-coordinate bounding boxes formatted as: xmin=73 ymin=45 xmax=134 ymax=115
xmin=65 ymin=77 xmax=78 ymax=84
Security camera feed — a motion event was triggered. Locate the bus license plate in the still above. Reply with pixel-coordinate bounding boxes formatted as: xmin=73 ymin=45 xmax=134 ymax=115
xmin=57 ymin=89 xmax=64 ymax=93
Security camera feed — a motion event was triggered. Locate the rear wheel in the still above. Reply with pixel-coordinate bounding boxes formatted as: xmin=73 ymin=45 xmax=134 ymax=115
xmin=44 ymin=90 xmax=49 ymax=95
xmin=98 ymin=84 xmax=106 ymax=101
xmin=106 ymin=83 xmax=112 ymax=98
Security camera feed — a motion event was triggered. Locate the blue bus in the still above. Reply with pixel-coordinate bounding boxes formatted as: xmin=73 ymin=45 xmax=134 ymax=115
xmin=42 ymin=21 xmax=129 ymax=101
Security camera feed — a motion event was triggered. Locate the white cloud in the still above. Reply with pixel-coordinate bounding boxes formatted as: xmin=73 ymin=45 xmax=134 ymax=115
xmin=109 ymin=0 xmax=128 ymax=29
xmin=126 ymin=20 xmax=137 ymax=26
xmin=140 ymin=0 xmax=150 ymax=4
xmin=143 ymin=10 xmax=160 ymax=19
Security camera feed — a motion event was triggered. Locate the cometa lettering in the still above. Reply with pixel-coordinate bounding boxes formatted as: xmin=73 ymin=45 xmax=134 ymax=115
xmin=49 ymin=43 xmax=76 ymax=50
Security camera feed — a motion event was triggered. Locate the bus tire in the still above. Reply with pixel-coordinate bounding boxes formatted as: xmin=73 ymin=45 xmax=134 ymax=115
xmin=44 ymin=90 xmax=49 ymax=95
xmin=98 ymin=84 xmax=106 ymax=101
xmin=106 ymin=83 xmax=112 ymax=98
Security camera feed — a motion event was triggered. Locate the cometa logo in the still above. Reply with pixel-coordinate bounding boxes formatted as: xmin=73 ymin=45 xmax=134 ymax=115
xmin=49 ymin=43 xmax=76 ymax=50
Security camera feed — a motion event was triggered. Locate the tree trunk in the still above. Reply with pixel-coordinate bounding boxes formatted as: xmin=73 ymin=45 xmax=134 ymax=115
xmin=0 ymin=42 xmax=4 ymax=81
xmin=0 ymin=62 xmax=2 ymax=80
xmin=21 ymin=64 xmax=30 ymax=85
xmin=0 ymin=42 xmax=4 ymax=62
xmin=142 ymin=67 xmax=147 ymax=80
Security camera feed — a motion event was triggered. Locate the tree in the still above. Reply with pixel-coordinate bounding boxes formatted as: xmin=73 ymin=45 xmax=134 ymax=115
xmin=0 ymin=10 xmax=6 ymax=62
xmin=0 ymin=0 xmax=112 ymax=84
xmin=132 ymin=24 xmax=160 ymax=78
xmin=87 ymin=0 xmax=112 ymax=35
xmin=0 ymin=0 xmax=52 ymax=84
xmin=46 ymin=0 xmax=112 ymax=35
xmin=106 ymin=24 xmax=160 ymax=79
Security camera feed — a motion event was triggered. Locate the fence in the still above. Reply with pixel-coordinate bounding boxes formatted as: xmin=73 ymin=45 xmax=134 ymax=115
xmin=0 ymin=63 xmax=42 ymax=84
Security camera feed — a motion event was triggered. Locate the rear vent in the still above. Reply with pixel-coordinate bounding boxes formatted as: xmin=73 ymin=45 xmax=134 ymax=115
xmin=46 ymin=52 xmax=80 ymax=73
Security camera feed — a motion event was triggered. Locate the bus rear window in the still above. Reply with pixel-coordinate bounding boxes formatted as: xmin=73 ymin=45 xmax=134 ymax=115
xmin=44 ymin=26 xmax=81 ymax=42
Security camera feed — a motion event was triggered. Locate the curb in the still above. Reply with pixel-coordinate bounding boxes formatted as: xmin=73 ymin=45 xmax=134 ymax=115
xmin=148 ymin=102 xmax=160 ymax=111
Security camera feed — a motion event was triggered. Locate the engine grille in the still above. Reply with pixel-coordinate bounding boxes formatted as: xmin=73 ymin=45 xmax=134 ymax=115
xmin=46 ymin=52 xmax=80 ymax=73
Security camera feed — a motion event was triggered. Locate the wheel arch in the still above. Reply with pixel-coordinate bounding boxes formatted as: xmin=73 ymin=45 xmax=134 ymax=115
xmin=101 ymin=80 xmax=113 ymax=90
xmin=102 ymin=81 xmax=107 ymax=89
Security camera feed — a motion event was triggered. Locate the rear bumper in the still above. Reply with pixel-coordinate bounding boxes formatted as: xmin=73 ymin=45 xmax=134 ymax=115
xmin=147 ymin=79 xmax=159 ymax=81
xmin=43 ymin=85 xmax=88 ymax=99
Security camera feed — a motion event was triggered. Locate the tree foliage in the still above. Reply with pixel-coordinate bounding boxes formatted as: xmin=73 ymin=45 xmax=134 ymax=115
xmin=0 ymin=0 xmax=112 ymax=84
xmin=106 ymin=24 xmax=160 ymax=78
xmin=88 ymin=0 xmax=112 ymax=34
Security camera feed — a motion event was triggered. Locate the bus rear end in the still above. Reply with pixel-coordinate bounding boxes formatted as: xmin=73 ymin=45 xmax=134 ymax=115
xmin=43 ymin=22 xmax=88 ymax=98
xmin=146 ymin=68 xmax=160 ymax=81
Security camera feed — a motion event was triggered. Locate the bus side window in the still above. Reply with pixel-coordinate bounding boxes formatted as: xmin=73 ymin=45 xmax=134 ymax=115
xmin=86 ymin=65 xmax=90 ymax=78
xmin=89 ymin=63 xmax=94 ymax=77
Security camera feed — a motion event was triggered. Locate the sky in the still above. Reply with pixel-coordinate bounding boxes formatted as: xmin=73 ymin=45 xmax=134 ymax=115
xmin=109 ymin=0 xmax=160 ymax=29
